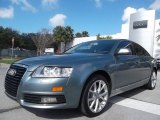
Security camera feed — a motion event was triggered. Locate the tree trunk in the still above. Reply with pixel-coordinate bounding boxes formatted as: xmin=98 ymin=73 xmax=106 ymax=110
xmin=36 ymin=49 xmax=38 ymax=56
xmin=64 ymin=42 xmax=67 ymax=51
xmin=37 ymin=48 xmax=38 ymax=56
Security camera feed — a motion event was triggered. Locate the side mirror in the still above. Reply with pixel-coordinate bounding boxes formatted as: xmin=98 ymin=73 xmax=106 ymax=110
xmin=116 ymin=48 xmax=132 ymax=55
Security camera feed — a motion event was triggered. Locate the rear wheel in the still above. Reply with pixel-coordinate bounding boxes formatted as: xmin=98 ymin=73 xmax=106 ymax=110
xmin=146 ymin=70 xmax=157 ymax=90
xmin=81 ymin=75 xmax=109 ymax=117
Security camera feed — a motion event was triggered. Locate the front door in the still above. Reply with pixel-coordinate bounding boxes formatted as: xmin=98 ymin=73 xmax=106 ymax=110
xmin=114 ymin=41 xmax=140 ymax=89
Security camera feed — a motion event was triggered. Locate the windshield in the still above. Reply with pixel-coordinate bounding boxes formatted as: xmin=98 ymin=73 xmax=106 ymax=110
xmin=65 ymin=40 xmax=116 ymax=54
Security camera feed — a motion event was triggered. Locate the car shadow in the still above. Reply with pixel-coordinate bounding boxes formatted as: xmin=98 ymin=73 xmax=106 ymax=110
xmin=119 ymin=86 xmax=146 ymax=98
xmin=24 ymin=107 xmax=83 ymax=119
xmin=23 ymin=87 xmax=146 ymax=119
xmin=24 ymin=102 xmax=113 ymax=119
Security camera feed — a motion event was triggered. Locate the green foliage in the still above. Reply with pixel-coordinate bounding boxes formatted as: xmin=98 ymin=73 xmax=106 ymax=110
xmin=0 ymin=25 xmax=91 ymax=54
xmin=53 ymin=26 xmax=74 ymax=51
xmin=106 ymin=36 xmax=112 ymax=39
xmin=96 ymin=34 xmax=112 ymax=40
xmin=75 ymin=32 xmax=82 ymax=37
xmin=53 ymin=26 xmax=66 ymax=43
xmin=96 ymin=34 xmax=101 ymax=40
xmin=53 ymin=26 xmax=74 ymax=44
xmin=0 ymin=26 xmax=36 ymax=50
xmin=81 ymin=31 xmax=89 ymax=37
xmin=0 ymin=26 xmax=20 ymax=49
xmin=75 ymin=31 xmax=89 ymax=37
xmin=21 ymin=33 xmax=36 ymax=50
xmin=65 ymin=26 xmax=74 ymax=43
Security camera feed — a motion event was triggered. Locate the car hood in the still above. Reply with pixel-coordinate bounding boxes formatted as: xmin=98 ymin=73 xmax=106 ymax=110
xmin=15 ymin=53 xmax=109 ymax=70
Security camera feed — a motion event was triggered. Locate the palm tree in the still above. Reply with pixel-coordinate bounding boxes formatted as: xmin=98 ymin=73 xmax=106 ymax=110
xmin=53 ymin=26 xmax=74 ymax=52
xmin=65 ymin=26 xmax=74 ymax=43
xmin=81 ymin=31 xmax=89 ymax=37
xmin=75 ymin=32 xmax=82 ymax=37
xmin=53 ymin=26 xmax=66 ymax=43
xmin=65 ymin=26 xmax=74 ymax=50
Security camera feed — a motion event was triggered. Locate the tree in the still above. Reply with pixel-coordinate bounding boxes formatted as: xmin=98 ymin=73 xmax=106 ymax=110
xmin=106 ymin=36 xmax=112 ymax=39
xmin=81 ymin=31 xmax=89 ymax=37
xmin=21 ymin=33 xmax=36 ymax=50
xmin=65 ymin=26 xmax=74 ymax=43
xmin=0 ymin=26 xmax=21 ymax=49
xmin=96 ymin=34 xmax=112 ymax=40
xmin=32 ymin=29 xmax=54 ymax=56
xmin=53 ymin=26 xmax=66 ymax=43
xmin=96 ymin=33 xmax=101 ymax=40
xmin=53 ymin=26 xmax=74 ymax=51
xmin=75 ymin=31 xmax=89 ymax=38
xmin=75 ymin=32 xmax=82 ymax=37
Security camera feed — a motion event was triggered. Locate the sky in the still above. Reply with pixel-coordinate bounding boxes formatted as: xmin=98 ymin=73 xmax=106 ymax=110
xmin=0 ymin=0 xmax=160 ymax=36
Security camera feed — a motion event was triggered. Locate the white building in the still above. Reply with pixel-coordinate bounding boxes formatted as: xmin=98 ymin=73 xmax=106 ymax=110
xmin=129 ymin=10 xmax=160 ymax=58
xmin=70 ymin=10 xmax=160 ymax=58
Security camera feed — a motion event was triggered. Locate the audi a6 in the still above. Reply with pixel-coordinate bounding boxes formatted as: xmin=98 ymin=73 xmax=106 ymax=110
xmin=5 ymin=39 xmax=157 ymax=117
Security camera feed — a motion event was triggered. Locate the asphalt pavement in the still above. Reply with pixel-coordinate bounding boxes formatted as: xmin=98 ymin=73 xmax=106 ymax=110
xmin=0 ymin=64 xmax=160 ymax=120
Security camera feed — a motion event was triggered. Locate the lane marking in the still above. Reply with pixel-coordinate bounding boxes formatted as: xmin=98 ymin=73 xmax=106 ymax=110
xmin=110 ymin=96 xmax=160 ymax=116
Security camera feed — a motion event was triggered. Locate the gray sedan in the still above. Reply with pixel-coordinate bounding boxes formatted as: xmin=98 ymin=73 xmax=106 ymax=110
xmin=5 ymin=39 xmax=157 ymax=117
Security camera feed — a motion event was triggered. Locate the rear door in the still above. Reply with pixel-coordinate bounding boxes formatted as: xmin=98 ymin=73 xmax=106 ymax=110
xmin=132 ymin=42 xmax=152 ymax=81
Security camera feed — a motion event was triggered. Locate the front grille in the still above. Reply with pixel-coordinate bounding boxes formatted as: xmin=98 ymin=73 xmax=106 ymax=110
xmin=23 ymin=94 xmax=66 ymax=104
xmin=5 ymin=65 xmax=27 ymax=97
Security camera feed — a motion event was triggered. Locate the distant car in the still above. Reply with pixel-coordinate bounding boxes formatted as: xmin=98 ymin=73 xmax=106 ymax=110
xmin=5 ymin=39 xmax=157 ymax=117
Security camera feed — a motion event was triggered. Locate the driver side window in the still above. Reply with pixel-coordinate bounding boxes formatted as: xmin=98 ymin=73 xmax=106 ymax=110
xmin=116 ymin=41 xmax=133 ymax=55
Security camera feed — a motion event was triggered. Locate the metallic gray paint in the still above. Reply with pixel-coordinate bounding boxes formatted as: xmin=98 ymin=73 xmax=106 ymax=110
xmin=5 ymin=40 xmax=156 ymax=109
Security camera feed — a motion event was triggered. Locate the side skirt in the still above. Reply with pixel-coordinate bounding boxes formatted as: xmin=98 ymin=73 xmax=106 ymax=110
xmin=110 ymin=78 xmax=149 ymax=97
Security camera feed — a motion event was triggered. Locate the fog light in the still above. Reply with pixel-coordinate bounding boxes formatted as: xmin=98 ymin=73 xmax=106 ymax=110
xmin=41 ymin=97 xmax=57 ymax=103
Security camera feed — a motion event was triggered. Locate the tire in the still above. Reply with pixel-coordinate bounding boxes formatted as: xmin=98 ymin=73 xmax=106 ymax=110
xmin=80 ymin=74 xmax=110 ymax=117
xmin=146 ymin=70 xmax=157 ymax=90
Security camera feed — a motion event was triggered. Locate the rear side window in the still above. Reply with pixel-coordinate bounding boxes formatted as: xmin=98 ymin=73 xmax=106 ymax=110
xmin=132 ymin=43 xmax=150 ymax=56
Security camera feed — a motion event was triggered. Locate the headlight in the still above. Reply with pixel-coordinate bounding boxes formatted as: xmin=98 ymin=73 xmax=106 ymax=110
xmin=32 ymin=66 xmax=73 ymax=78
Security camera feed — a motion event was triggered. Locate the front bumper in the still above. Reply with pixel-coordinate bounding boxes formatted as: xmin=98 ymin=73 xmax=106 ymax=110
xmin=20 ymin=93 xmax=68 ymax=109
xmin=19 ymin=72 xmax=81 ymax=109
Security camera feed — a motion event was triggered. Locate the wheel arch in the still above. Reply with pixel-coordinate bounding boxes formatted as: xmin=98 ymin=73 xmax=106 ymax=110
xmin=79 ymin=70 xmax=112 ymax=107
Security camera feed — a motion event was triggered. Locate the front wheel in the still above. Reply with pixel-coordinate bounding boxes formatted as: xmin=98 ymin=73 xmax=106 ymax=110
xmin=80 ymin=75 xmax=109 ymax=117
xmin=146 ymin=70 xmax=157 ymax=90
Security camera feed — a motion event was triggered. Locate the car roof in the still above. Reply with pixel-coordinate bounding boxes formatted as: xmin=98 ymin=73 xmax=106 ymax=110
xmin=90 ymin=39 xmax=131 ymax=43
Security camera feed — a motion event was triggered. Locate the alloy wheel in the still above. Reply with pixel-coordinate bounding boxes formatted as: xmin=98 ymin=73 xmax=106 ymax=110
xmin=151 ymin=71 xmax=157 ymax=88
xmin=87 ymin=80 xmax=108 ymax=113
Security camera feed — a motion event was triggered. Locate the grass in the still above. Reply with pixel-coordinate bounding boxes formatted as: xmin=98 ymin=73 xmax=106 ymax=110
xmin=0 ymin=57 xmax=25 ymax=64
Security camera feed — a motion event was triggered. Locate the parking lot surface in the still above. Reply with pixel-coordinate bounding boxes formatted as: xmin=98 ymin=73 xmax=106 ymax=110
xmin=0 ymin=64 xmax=160 ymax=120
